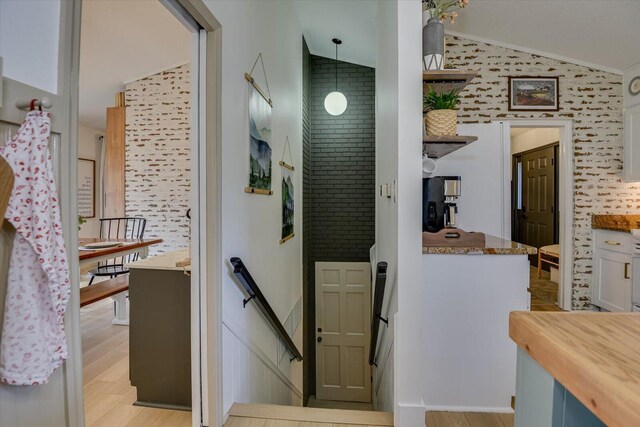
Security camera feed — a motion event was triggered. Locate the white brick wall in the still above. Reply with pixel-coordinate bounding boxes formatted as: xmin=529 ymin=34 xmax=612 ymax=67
xmin=447 ymin=36 xmax=640 ymax=309
xmin=125 ymin=64 xmax=190 ymax=255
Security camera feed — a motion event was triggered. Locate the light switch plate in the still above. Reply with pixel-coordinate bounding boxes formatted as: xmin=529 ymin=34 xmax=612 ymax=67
xmin=393 ymin=179 xmax=397 ymax=203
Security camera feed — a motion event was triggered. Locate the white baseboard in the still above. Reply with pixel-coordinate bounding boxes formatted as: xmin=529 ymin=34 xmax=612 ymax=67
xmin=424 ymin=404 xmax=514 ymax=414
xmin=396 ymin=401 xmax=426 ymax=427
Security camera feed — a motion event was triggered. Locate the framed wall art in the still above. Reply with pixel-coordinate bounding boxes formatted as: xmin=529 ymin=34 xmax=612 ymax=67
xmin=279 ymin=136 xmax=295 ymax=244
xmin=78 ymin=158 xmax=95 ymax=218
xmin=244 ymin=53 xmax=274 ymax=195
xmin=508 ymin=76 xmax=559 ymax=111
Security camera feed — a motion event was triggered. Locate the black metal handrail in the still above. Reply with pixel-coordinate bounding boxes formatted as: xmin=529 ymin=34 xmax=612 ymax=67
xmin=369 ymin=262 xmax=388 ymax=366
xmin=230 ymin=257 xmax=303 ymax=362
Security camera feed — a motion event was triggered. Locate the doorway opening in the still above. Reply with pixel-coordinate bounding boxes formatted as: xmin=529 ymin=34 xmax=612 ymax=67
xmin=77 ymin=1 xmax=193 ymax=424
xmin=511 ymin=128 xmax=560 ymax=311
xmin=73 ymin=1 xmax=222 ymax=426
xmin=507 ymin=121 xmax=573 ymax=312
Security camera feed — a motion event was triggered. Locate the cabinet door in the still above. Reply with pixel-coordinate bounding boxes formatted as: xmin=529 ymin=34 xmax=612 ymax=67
xmin=624 ymin=104 xmax=640 ymax=182
xmin=592 ymin=248 xmax=632 ymax=312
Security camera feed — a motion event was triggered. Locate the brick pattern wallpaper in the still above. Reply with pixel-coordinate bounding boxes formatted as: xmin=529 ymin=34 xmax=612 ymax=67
xmin=446 ymin=36 xmax=638 ymax=309
xmin=309 ymin=55 xmax=376 ymax=263
xmin=124 ymin=64 xmax=191 ymax=255
xmin=303 ymin=55 xmax=375 ymax=394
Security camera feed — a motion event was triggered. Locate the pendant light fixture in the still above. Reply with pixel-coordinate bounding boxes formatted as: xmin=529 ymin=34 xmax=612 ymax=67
xmin=324 ymin=38 xmax=348 ymax=116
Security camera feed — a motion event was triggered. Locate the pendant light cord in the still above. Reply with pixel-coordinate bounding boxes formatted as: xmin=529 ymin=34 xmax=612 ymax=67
xmin=335 ymin=42 xmax=338 ymax=91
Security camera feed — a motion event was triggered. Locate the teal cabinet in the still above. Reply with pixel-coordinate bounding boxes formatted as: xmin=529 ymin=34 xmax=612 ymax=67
xmin=515 ymin=348 xmax=605 ymax=427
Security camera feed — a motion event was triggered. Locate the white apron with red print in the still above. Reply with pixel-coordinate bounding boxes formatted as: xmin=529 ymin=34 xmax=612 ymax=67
xmin=0 ymin=111 xmax=70 ymax=385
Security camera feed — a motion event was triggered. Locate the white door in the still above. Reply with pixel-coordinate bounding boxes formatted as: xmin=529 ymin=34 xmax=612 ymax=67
xmin=315 ymin=262 xmax=371 ymax=402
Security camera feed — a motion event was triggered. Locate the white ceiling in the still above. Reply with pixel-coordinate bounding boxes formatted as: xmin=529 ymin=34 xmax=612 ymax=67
xmin=79 ymin=0 xmax=190 ymax=130
xmin=293 ymin=0 xmax=378 ymax=68
xmin=448 ymin=0 xmax=640 ymax=73
xmin=294 ymin=0 xmax=640 ymax=74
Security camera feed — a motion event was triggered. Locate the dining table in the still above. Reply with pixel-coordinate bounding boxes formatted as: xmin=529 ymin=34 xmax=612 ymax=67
xmin=79 ymin=237 xmax=163 ymax=267
xmin=78 ymin=237 xmax=163 ymax=325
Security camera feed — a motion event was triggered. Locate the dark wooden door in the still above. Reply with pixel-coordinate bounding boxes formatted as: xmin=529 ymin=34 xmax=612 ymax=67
xmin=520 ymin=145 xmax=556 ymax=258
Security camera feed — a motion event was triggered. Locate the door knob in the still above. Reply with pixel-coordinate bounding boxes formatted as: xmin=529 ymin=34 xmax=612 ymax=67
xmin=317 ymin=327 xmax=322 ymax=333
xmin=317 ymin=337 xmax=322 ymax=343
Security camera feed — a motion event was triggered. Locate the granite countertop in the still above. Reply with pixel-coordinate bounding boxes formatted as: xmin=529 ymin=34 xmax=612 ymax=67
xmin=422 ymin=233 xmax=537 ymax=255
xmin=509 ymin=311 xmax=640 ymax=427
xmin=128 ymin=248 xmax=190 ymax=271
xmin=592 ymin=214 xmax=640 ymax=233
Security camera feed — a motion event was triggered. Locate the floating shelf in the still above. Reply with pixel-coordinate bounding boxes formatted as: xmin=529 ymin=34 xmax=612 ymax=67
xmin=423 ymin=135 xmax=478 ymax=159
xmin=423 ymin=70 xmax=477 ymax=94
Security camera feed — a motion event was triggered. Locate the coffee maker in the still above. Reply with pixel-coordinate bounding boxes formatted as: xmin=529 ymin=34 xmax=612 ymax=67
xmin=443 ymin=177 xmax=461 ymax=228
xmin=423 ymin=176 xmax=462 ymax=232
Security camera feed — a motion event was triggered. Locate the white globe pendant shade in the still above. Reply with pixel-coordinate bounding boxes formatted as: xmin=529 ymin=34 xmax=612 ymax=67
xmin=324 ymin=91 xmax=348 ymax=116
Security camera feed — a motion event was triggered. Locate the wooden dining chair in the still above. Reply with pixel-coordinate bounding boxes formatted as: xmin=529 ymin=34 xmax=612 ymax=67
xmin=87 ymin=217 xmax=147 ymax=286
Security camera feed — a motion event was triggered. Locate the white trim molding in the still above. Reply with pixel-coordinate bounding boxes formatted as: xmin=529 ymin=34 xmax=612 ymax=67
xmin=499 ymin=119 xmax=574 ymax=311
xmin=445 ymin=30 xmax=623 ymax=76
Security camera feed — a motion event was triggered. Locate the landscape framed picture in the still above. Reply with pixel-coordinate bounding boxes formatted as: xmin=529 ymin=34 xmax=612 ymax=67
xmin=245 ymin=83 xmax=273 ymax=195
xmin=508 ymin=76 xmax=559 ymax=111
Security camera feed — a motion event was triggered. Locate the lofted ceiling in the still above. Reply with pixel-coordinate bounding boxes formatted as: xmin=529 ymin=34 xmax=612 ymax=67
xmin=293 ymin=0 xmax=378 ymax=68
xmin=449 ymin=0 xmax=640 ymax=74
xmin=79 ymin=0 xmax=190 ymax=130
xmin=294 ymin=0 xmax=640 ymax=74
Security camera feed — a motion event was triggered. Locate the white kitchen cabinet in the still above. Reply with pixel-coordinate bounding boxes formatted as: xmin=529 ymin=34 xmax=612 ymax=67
xmin=592 ymin=230 xmax=633 ymax=312
xmin=623 ymin=104 xmax=640 ymax=182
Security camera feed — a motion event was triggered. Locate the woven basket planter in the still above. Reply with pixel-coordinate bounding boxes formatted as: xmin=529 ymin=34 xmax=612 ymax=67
xmin=425 ymin=109 xmax=457 ymax=136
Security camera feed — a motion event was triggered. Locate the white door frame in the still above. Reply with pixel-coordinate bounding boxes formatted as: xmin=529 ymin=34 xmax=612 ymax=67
xmin=498 ymin=119 xmax=574 ymax=311
xmin=58 ymin=0 xmax=223 ymax=426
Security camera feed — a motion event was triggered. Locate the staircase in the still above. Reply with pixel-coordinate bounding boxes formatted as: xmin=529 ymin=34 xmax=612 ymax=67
xmin=225 ymin=403 xmax=394 ymax=426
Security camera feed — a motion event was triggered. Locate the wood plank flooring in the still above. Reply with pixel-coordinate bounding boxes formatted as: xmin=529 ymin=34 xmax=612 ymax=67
xmin=426 ymin=411 xmax=514 ymax=427
xmin=81 ymin=299 xmax=191 ymax=426
xmin=225 ymin=403 xmax=393 ymax=427
xmin=529 ymin=266 xmax=563 ymax=312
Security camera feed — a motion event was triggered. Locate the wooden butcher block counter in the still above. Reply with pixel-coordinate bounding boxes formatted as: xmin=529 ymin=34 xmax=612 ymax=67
xmin=510 ymin=311 xmax=640 ymax=427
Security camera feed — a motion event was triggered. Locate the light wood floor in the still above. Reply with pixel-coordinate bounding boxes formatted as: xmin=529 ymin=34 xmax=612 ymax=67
xmin=529 ymin=266 xmax=563 ymax=312
xmin=427 ymin=411 xmax=514 ymax=427
xmin=307 ymin=395 xmax=374 ymax=411
xmin=225 ymin=403 xmax=393 ymax=427
xmin=81 ymin=298 xmax=192 ymax=426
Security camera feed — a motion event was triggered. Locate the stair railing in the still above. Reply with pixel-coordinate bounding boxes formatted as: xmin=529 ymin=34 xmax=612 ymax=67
xmin=230 ymin=257 xmax=303 ymax=362
xmin=369 ymin=262 xmax=388 ymax=366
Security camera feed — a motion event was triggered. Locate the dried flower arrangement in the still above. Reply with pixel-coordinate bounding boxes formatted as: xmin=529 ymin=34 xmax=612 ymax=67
xmin=423 ymin=0 xmax=470 ymax=24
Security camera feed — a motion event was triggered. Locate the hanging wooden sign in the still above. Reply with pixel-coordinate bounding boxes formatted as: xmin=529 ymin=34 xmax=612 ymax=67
xmin=279 ymin=136 xmax=295 ymax=244
xmin=245 ymin=53 xmax=274 ymax=195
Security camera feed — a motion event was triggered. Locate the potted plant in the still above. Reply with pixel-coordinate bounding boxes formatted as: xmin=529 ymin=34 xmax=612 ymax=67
xmin=423 ymin=88 xmax=459 ymax=136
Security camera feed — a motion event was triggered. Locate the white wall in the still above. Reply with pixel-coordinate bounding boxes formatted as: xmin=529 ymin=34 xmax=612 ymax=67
xmin=511 ymin=128 xmax=560 ymax=155
xmin=0 ymin=0 xmax=61 ymax=94
xmin=203 ymin=0 xmax=304 ymax=414
xmin=373 ymin=0 xmax=424 ymax=424
xmin=78 ymin=124 xmax=104 ymax=238
xmin=624 ymin=62 xmax=640 ymax=109
xmin=437 ymin=123 xmax=507 ymax=238
xmin=373 ymin=0 xmax=400 ymax=414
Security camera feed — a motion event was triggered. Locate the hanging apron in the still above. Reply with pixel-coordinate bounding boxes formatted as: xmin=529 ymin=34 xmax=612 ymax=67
xmin=0 ymin=110 xmax=70 ymax=385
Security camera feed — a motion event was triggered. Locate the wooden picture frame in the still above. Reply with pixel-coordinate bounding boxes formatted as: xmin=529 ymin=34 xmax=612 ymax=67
xmin=508 ymin=76 xmax=559 ymax=112
xmin=78 ymin=158 xmax=96 ymax=218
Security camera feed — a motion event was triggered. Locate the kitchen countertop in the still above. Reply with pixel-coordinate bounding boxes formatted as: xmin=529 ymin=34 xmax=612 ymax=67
xmin=509 ymin=311 xmax=640 ymax=427
xmin=592 ymin=214 xmax=640 ymax=233
xmin=422 ymin=233 xmax=537 ymax=255
xmin=128 ymin=248 xmax=190 ymax=271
